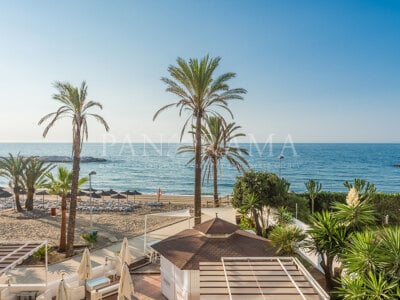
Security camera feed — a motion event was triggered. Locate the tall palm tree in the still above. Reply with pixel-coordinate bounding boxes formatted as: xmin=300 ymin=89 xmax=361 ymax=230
xmin=179 ymin=116 xmax=249 ymax=207
xmin=0 ymin=153 xmax=27 ymax=212
xmin=154 ymin=55 xmax=246 ymax=224
xmin=46 ymin=167 xmax=88 ymax=252
xmin=22 ymin=157 xmax=54 ymax=211
xmin=38 ymin=81 xmax=109 ymax=256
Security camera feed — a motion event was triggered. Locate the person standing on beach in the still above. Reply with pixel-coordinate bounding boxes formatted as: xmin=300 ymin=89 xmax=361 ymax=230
xmin=157 ymin=188 xmax=162 ymax=202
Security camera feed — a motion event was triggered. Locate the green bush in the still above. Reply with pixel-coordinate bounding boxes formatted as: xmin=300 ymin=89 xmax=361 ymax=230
xmin=33 ymin=246 xmax=52 ymax=261
xmin=370 ymin=193 xmax=400 ymax=225
xmin=238 ymin=215 xmax=255 ymax=231
xmin=81 ymin=231 xmax=98 ymax=246
xmin=285 ymin=194 xmax=310 ymax=223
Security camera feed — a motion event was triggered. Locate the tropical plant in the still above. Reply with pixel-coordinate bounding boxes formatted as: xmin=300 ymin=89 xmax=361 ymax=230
xmin=343 ymin=178 xmax=376 ymax=199
xmin=81 ymin=231 xmax=98 ymax=247
xmin=46 ymin=166 xmax=88 ymax=252
xmin=305 ymin=210 xmax=349 ymax=291
xmin=39 ymin=81 xmax=109 ymax=256
xmin=232 ymin=170 xmax=290 ymax=209
xmin=333 ymin=181 xmax=377 ymax=232
xmin=337 ymin=271 xmax=399 ymax=300
xmin=269 ymin=225 xmax=305 ymax=255
xmin=179 ymin=116 xmax=249 ymax=207
xmin=21 ymin=157 xmax=54 ymax=211
xmin=239 ymin=193 xmax=263 ymax=236
xmin=33 ymin=245 xmax=53 ymax=262
xmin=274 ymin=206 xmax=294 ymax=226
xmin=304 ymin=179 xmax=322 ymax=214
xmin=0 ymin=153 xmax=28 ymax=212
xmin=153 ymin=55 xmax=246 ymax=225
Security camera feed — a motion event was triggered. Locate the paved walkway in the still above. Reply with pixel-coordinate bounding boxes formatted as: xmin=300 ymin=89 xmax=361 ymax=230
xmin=4 ymin=207 xmax=236 ymax=285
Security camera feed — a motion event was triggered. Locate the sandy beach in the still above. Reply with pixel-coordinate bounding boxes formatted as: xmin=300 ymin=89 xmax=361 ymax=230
xmin=0 ymin=193 xmax=223 ymax=252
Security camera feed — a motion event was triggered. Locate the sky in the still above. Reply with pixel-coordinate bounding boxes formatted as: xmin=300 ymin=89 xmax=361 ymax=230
xmin=0 ymin=0 xmax=399 ymax=143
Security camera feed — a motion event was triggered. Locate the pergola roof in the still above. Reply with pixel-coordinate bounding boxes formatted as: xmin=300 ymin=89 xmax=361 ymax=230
xmin=199 ymin=257 xmax=329 ymax=300
xmin=0 ymin=241 xmax=47 ymax=275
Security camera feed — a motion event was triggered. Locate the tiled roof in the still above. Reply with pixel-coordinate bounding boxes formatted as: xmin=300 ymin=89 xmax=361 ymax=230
xmin=194 ymin=217 xmax=238 ymax=235
xmin=151 ymin=218 xmax=277 ymax=270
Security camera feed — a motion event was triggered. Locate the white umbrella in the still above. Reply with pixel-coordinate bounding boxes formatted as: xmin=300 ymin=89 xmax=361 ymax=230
xmin=117 ymin=237 xmax=132 ymax=276
xmin=119 ymin=237 xmax=132 ymax=266
xmin=56 ymin=279 xmax=68 ymax=300
xmin=77 ymin=248 xmax=92 ymax=281
xmin=117 ymin=263 xmax=134 ymax=300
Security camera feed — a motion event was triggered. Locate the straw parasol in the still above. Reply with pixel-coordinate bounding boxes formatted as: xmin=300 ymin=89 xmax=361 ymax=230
xmin=56 ymin=279 xmax=68 ymax=300
xmin=108 ymin=189 xmax=118 ymax=195
xmin=87 ymin=192 xmax=101 ymax=199
xmin=36 ymin=190 xmax=49 ymax=204
xmin=0 ymin=190 xmax=12 ymax=198
xmin=77 ymin=248 xmax=92 ymax=281
xmin=117 ymin=263 xmax=135 ymax=300
xmin=111 ymin=193 xmax=126 ymax=201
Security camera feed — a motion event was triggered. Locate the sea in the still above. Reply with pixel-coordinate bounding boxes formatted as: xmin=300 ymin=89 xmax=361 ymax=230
xmin=1 ymin=143 xmax=400 ymax=195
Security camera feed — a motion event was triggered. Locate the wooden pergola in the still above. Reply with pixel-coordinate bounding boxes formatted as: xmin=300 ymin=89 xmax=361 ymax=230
xmin=200 ymin=257 xmax=329 ymax=300
xmin=0 ymin=241 xmax=48 ymax=285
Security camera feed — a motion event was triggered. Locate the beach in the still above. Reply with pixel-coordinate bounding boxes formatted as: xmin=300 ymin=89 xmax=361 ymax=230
xmin=0 ymin=194 xmax=218 ymax=256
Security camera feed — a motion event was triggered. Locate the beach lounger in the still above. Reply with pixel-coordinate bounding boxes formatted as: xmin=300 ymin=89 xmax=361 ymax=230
xmin=90 ymin=282 xmax=119 ymax=300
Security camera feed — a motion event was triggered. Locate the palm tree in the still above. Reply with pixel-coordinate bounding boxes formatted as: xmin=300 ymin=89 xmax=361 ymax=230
xmin=337 ymin=227 xmax=400 ymax=299
xmin=179 ymin=116 xmax=249 ymax=207
xmin=22 ymin=157 xmax=54 ymax=211
xmin=38 ymin=81 xmax=109 ymax=256
xmin=269 ymin=225 xmax=306 ymax=255
xmin=305 ymin=210 xmax=348 ymax=291
xmin=46 ymin=166 xmax=88 ymax=252
xmin=304 ymin=179 xmax=322 ymax=214
xmin=0 ymin=153 xmax=27 ymax=212
xmin=239 ymin=193 xmax=264 ymax=236
xmin=153 ymin=55 xmax=246 ymax=225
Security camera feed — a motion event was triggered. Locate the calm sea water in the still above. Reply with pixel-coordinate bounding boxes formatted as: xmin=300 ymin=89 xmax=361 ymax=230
xmin=1 ymin=143 xmax=400 ymax=195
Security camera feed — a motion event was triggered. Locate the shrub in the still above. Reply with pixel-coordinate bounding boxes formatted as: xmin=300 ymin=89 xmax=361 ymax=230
xmin=33 ymin=246 xmax=52 ymax=261
xmin=269 ymin=225 xmax=306 ymax=255
xmin=238 ymin=215 xmax=254 ymax=231
xmin=81 ymin=231 xmax=98 ymax=246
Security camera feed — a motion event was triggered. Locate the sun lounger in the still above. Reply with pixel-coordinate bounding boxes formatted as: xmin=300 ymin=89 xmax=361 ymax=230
xmin=90 ymin=282 xmax=120 ymax=300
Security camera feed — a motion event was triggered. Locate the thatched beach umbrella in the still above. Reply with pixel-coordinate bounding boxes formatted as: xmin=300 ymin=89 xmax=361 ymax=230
xmin=108 ymin=189 xmax=118 ymax=195
xmin=0 ymin=190 xmax=12 ymax=199
xmin=117 ymin=263 xmax=135 ymax=300
xmin=86 ymin=192 xmax=101 ymax=199
xmin=122 ymin=190 xmax=135 ymax=201
xmin=36 ymin=190 xmax=49 ymax=205
xmin=111 ymin=193 xmax=126 ymax=201
xmin=77 ymin=248 xmax=92 ymax=281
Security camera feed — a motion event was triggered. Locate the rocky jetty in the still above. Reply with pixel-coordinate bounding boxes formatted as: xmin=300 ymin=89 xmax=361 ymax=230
xmin=37 ymin=156 xmax=107 ymax=163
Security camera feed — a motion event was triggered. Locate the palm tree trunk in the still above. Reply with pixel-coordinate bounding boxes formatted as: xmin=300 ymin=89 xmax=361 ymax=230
xmin=321 ymin=255 xmax=335 ymax=291
xmin=59 ymin=196 xmax=67 ymax=252
xmin=194 ymin=113 xmax=202 ymax=225
xmin=66 ymin=130 xmax=81 ymax=257
xmin=13 ymin=188 xmax=23 ymax=212
xmin=251 ymin=207 xmax=262 ymax=236
xmin=25 ymin=188 xmax=34 ymax=211
xmin=213 ymin=157 xmax=219 ymax=207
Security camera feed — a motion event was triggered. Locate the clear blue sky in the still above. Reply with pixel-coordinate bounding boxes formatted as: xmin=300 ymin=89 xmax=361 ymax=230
xmin=0 ymin=0 xmax=399 ymax=143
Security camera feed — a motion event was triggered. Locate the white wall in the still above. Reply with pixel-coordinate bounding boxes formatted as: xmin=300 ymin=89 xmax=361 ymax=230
xmin=160 ymin=256 xmax=200 ymax=300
